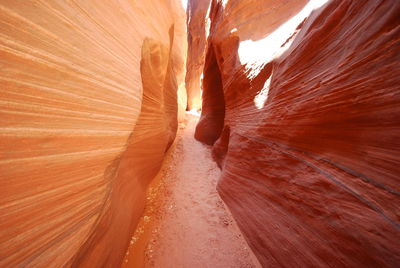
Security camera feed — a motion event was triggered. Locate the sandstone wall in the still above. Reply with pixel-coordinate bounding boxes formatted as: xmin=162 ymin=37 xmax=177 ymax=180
xmin=193 ymin=0 xmax=400 ymax=266
xmin=185 ymin=0 xmax=211 ymax=110
xmin=0 ymin=0 xmax=186 ymax=267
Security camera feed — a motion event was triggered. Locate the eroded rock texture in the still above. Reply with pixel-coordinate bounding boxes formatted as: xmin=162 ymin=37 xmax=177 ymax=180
xmin=185 ymin=0 xmax=211 ymax=110
xmin=193 ymin=0 xmax=400 ymax=266
xmin=0 ymin=1 xmax=186 ymax=267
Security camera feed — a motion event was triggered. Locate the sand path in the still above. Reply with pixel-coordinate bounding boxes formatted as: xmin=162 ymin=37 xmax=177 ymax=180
xmin=122 ymin=114 xmax=261 ymax=268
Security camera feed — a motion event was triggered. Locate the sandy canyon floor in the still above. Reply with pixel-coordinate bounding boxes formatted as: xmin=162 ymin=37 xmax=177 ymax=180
xmin=121 ymin=114 xmax=261 ymax=268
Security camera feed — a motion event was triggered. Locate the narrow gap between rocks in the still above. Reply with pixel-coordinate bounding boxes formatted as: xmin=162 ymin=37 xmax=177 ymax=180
xmin=122 ymin=114 xmax=261 ymax=267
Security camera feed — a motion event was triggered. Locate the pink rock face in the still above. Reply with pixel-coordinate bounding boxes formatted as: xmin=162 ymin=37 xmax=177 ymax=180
xmin=0 ymin=1 xmax=186 ymax=267
xmin=194 ymin=0 xmax=400 ymax=266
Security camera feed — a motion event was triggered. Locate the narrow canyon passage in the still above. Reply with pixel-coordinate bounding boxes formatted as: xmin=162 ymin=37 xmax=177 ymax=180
xmin=1 ymin=0 xmax=399 ymax=267
xmin=122 ymin=114 xmax=261 ymax=268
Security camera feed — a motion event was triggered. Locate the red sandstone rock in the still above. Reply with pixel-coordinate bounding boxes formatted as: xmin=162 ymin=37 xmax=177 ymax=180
xmin=194 ymin=43 xmax=225 ymax=145
xmin=185 ymin=0 xmax=211 ymax=111
xmin=193 ymin=0 xmax=400 ymax=266
xmin=0 ymin=1 xmax=186 ymax=267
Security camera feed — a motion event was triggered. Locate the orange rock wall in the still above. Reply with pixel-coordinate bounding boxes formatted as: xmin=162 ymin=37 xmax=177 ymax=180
xmin=0 ymin=0 xmax=186 ymax=267
xmin=193 ymin=0 xmax=400 ymax=266
xmin=185 ymin=0 xmax=211 ymax=110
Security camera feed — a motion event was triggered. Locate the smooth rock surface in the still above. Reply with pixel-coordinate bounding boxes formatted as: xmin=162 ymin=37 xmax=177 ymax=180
xmin=193 ymin=0 xmax=400 ymax=267
xmin=0 ymin=1 xmax=186 ymax=267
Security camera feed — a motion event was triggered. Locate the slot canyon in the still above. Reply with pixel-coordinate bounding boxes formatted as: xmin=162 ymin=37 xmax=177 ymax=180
xmin=0 ymin=0 xmax=399 ymax=267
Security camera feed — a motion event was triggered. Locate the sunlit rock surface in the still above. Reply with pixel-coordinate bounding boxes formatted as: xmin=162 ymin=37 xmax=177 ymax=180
xmin=185 ymin=0 xmax=211 ymax=110
xmin=193 ymin=0 xmax=400 ymax=266
xmin=0 ymin=0 xmax=186 ymax=266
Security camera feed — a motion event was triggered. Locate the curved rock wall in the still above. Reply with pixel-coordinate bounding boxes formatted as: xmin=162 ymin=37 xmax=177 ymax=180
xmin=0 ymin=0 xmax=186 ymax=267
xmin=193 ymin=0 xmax=400 ymax=266
xmin=185 ymin=0 xmax=211 ymax=110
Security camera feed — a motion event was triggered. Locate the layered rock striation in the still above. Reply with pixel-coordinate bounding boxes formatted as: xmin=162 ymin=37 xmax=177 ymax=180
xmin=0 ymin=0 xmax=186 ymax=267
xmin=185 ymin=0 xmax=211 ymax=111
xmin=192 ymin=0 xmax=400 ymax=266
